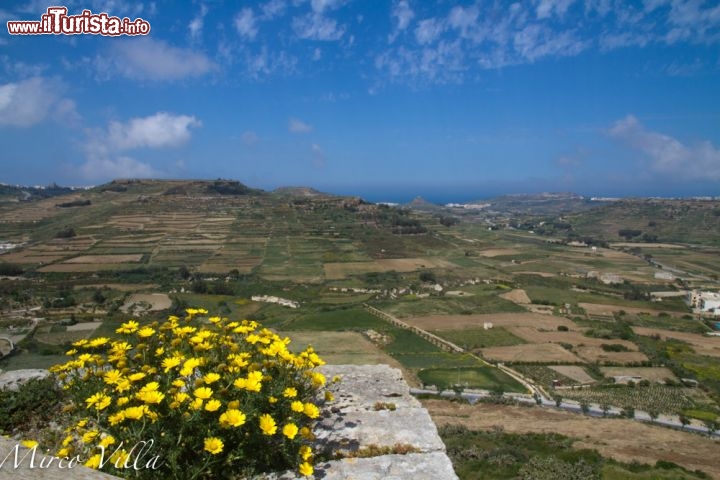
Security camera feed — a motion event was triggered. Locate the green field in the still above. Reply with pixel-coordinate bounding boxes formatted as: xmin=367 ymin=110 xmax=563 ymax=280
xmin=418 ymin=367 xmax=525 ymax=392
xmin=440 ymin=424 xmax=710 ymax=480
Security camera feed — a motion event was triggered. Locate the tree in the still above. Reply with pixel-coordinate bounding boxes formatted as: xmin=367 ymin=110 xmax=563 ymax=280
xmin=92 ymin=288 xmax=106 ymax=305
xmin=601 ymin=403 xmax=611 ymax=417
xmin=621 ymin=406 xmax=635 ymax=419
xmin=419 ymin=271 xmax=436 ymax=283
xmin=704 ymin=419 xmax=718 ymax=437
xmin=679 ymin=415 xmax=690 ymax=430
xmin=580 ymin=402 xmax=590 ymax=415
xmin=178 ymin=265 xmax=191 ymax=280
xmin=553 ymin=395 xmax=562 ymax=407
xmin=648 ymin=409 xmax=659 ymax=423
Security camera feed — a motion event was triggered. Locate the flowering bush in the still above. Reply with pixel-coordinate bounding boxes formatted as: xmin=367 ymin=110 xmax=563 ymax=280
xmin=49 ymin=309 xmax=328 ymax=479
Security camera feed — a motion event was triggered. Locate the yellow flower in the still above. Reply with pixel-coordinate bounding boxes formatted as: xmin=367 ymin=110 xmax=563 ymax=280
xmin=283 ymin=387 xmax=298 ymax=398
xmin=103 ymin=369 xmax=123 ymax=385
xmin=117 ymin=396 xmax=130 ymax=407
xmin=88 ymin=337 xmax=110 ymax=348
xmin=234 ymin=370 xmax=263 ymax=392
xmin=299 ymin=445 xmax=313 ymax=461
xmin=204 ymin=399 xmax=221 ymax=412
xmin=202 ymin=372 xmax=221 ymax=384
xmin=203 ymin=437 xmax=223 ymax=455
xmin=65 ymin=348 xmax=77 ymax=356
xmin=139 ymin=381 xmax=159 ymax=392
xmin=109 ymin=412 xmax=125 ymax=425
xmin=303 ymin=403 xmax=320 ymax=419
xmin=259 ymin=413 xmax=277 ymax=435
xmin=300 ymin=427 xmax=314 ymax=440
xmin=98 ymin=435 xmax=116 ymax=449
xmin=56 ymin=447 xmax=71 ymax=458
xmin=193 ymin=386 xmax=213 ymax=400
xmin=291 ymin=401 xmax=304 ymax=413
xmin=128 ymin=372 xmax=146 ymax=382
xmin=82 ymin=431 xmax=99 ymax=444
xmin=84 ymin=454 xmax=102 ymax=469
xmin=115 ymin=378 xmax=131 ymax=393
xmin=137 ymin=326 xmax=155 ymax=338
xmin=21 ymin=439 xmax=38 ymax=449
xmin=172 ymin=379 xmax=186 ymax=388
xmin=109 ymin=449 xmax=129 ymax=468
xmin=174 ymin=392 xmax=189 ymax=403
xmin=123 ymin=406 xmax=145 ymax=421
xmin=180 ymin=357 xmax=202 ymax=376
xmin=85 ymin=392 xmax=112 ymax=411
xmin=282 ymin=423 xmax=299 ymax=440
xmin=155 ymin=347 xmax=165 ymax=356
xmin=219 ymin=409 xmax=246 ymax=428
xmin=190 ymin=398 xmax=204 ymax=410
xmin=137 ymin=390 xmax=165 ymax=405
xmin=311 ymin=372 xmax=326 ymax=387
xmin=62 ymin=435 xmax=74 ymax=447
xmin=116 ymin=320 xmax=139 ymax=334
xmin=298 ymin=461 xmax=313 ymax=476
xmin=325 ymin=391 xmax=335 ymax=402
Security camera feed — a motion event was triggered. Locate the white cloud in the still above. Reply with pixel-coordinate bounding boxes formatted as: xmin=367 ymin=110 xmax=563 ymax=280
xmin=235 ymin=8 xmax=258 ymax=39
xmin=261 ymin=0 xmax=286 ymax=19
xmin=311 ymin=143 xmax=326 ymax=167
xmin=103 ymin=38 xmax=215 ymax=81
xmin=447 ymin=5 xmax=479 ymax=38
xmin=78 ymin=112 xmax=200 ymax=181
xmin=79 ymin=156 xmax=159 ymax=181
xmin=243 ymin=46 xmax=297 ymax=78
xmin=293 ymin=13 xmax=345 ymax=40
xmin=188 ymin=4 xmax=208 ymax=42
xmin=241 ymin=130 xmax=259 ymax=146
xmin=389 ymin=0 xmax=414 ymax=43
xmin=310 ymin=0 xmax=346 ymax=14
xmin=415 ymin=18 xmax=444 ymax=44
xmin=107 ymin=112 xmax=201 ymax=150
xmin=536 ymin=0 xmax=574 ymax=19
xmin=513 ymin=25 xmax=587 ymax=61
xmin=375 ymin=40 xmax=465 ymax=85
xmin=608 ymin=115 xmax=720 ymax=180
xmin=0 ymin=76 xmax=78 ymax=127
xmin=289 ymin=118 xmax=313 ymax=133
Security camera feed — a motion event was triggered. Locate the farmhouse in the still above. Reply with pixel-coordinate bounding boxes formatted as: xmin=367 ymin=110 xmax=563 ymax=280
xmin=688 ymin=290 xmax=720 ymax=315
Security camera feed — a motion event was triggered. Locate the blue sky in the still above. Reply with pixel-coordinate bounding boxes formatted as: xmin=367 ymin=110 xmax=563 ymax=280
xmin=1 ymin=0 xmax=719 ymax=201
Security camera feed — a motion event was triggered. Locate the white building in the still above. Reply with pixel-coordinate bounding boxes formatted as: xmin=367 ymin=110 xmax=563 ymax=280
xmin=688 ymin=290 xmax=720 ymax=315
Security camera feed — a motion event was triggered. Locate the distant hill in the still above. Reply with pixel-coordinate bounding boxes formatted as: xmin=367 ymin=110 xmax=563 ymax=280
xmin=485 ymin=192 xmax=608 ymax=215
xmin=272 ymin=186 xmax=327 ymax=197
xmin=404 ymin=196 xmax=442 ymax=212
xmin=0 ymin=183 xmax=75 ymax=202
xmin=565 ymin=198 xmax=720 ymax=246
xmin=93 ymin=179 xmax=264 ymax=197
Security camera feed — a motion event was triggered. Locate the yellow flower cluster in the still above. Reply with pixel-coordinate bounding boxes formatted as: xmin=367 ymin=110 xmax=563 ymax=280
xmin=50 ymin=308 xmax=328 ymax=479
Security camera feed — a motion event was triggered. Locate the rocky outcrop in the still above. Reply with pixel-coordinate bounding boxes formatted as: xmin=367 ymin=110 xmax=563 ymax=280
xmin=268 ymin=364 xmax=458 ymax=479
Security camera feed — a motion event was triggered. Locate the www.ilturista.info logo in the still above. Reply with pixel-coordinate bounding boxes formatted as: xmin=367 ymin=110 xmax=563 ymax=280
xmin=7 ymin=6 xmax=150 ymax=36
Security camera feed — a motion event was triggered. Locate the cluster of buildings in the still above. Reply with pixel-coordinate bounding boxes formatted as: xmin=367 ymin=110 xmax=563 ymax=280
xmin=688 ymin=290 xmax=720 ymax=316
